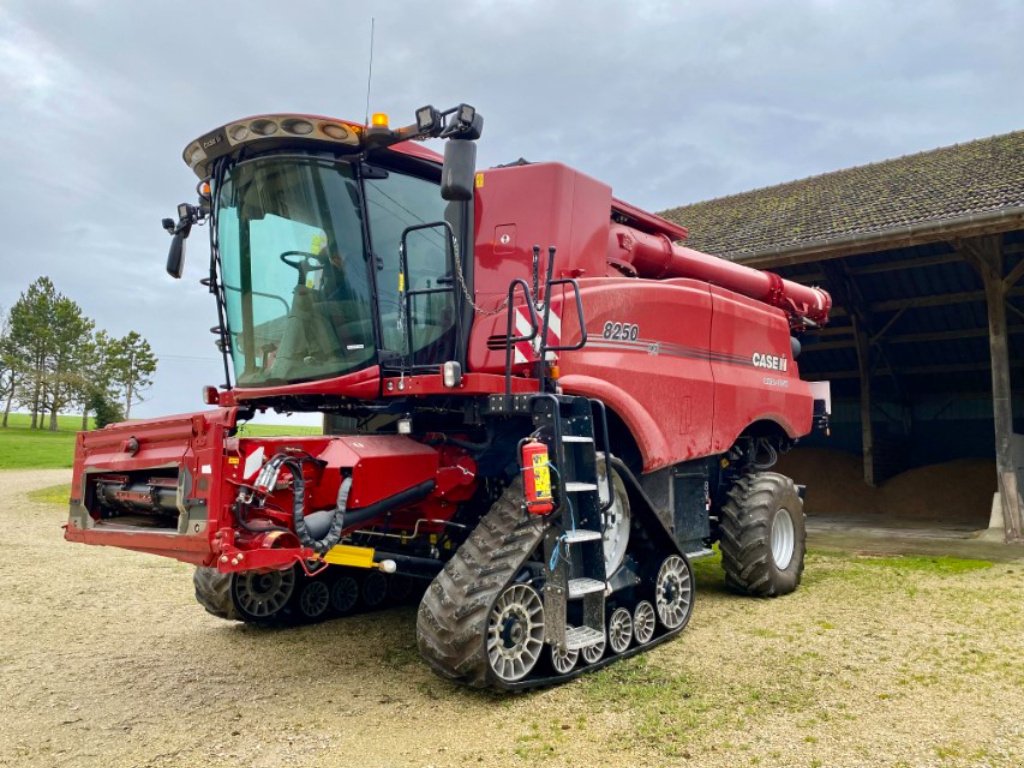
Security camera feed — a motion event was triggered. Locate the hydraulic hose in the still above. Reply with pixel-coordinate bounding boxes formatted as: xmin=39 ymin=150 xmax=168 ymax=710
xmin=280 ymin=457 xmax=349 ymax=555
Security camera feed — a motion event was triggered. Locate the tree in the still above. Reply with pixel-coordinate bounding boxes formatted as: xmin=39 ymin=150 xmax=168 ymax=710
xmin=7 ymin=278 xmax=58 ymax=429
xmin=87 ymin=388 xmax=124 ymax=428
xmin=107 ymin=331 xmax=157 ymax=419
xmin=79 ymin=330 xmax=117 ymax=430
xmin=39 ymin=296 xmax=94 ymax=431
xmin=0 ymin=306 xmax=17 ymax=427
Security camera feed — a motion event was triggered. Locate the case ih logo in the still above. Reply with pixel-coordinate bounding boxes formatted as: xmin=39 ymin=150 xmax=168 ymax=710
xmin=752 ymin=352 xmax=788 ymax=372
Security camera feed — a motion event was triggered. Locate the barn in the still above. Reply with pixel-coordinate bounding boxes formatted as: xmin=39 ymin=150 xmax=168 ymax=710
xmin=661 ymin=130 xmax=1024 ymax=543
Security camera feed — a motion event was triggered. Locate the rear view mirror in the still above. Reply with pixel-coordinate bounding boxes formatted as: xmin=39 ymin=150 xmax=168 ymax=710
xmin=166 ymin=233 xmax=186 ymax=278
xmin=441 ymin=140 xmax=476 ymax=202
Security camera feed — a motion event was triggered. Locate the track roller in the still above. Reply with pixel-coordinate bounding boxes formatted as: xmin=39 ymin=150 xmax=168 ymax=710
xmin=297 ymin=577 xmax=331 ymax=621
xmin=607 ymin=607 xmax=633 ymax=654
xmin=633 ymin=600 xmax=656 ymax=644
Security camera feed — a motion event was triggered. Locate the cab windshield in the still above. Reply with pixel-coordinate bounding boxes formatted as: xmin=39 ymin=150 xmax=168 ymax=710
xmin=216 ymin=153 xmax=454 ymax=386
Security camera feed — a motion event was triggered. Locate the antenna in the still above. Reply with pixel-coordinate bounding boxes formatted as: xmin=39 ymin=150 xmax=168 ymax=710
xmin=364 ymin=17 xmax=376 ymax=127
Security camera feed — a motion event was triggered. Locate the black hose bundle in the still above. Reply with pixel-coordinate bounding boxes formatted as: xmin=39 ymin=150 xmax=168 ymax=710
xmin=271 ymin=456 xmax=349 ymax=555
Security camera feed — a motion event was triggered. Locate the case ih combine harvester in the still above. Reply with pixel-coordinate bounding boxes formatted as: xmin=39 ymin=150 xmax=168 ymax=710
xmin=66 ymin=104 xmax=831 ymax=690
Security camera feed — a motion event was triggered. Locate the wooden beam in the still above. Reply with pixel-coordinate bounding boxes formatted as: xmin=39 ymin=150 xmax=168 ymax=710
xmin=1002 ymin=257 xmax=1024 ymax=289
xmin=803 ymin=324 xmax=1024 ymax=352
xmin=845 ymin=251 xmax=963 ymax=276
xmin=960 ymin=234 xmax=1023 ymax=543
xmin=866 ymin=286 xmax=1024 ymax=313
xmin=813 ymin=360 xmax=1024 ymax=379
xmin=821 ymin=261 xmax=880 ymax=487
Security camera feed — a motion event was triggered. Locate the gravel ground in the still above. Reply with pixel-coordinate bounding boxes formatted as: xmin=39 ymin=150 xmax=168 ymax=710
xmin=2 ymin=469 xmax=1024 ymax=768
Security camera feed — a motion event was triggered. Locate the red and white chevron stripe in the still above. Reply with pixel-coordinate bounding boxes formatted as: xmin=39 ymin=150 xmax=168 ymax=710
xmin=513 ymin=305 xmax=561 ymax=364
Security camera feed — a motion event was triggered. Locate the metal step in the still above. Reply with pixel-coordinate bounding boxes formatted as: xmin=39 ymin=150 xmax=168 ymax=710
xmin=564 ymin=481 xmax=598 ymax=493
xmin=563 ymin=529 xmax=602 ymax=544
xmin=561 ymin=435 xmax=594 ymax=443
xmin=686 ymin=548 xmax=715 ymax=560
xmin=565 ymin=625 xmax=605 ymax=651
xmin=568 ymin=577 xmax=606 ymax=599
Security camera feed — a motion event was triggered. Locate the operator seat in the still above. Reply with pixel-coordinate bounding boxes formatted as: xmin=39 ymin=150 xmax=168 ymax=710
xmin=267 ymin=284 xmax=345 ymax=380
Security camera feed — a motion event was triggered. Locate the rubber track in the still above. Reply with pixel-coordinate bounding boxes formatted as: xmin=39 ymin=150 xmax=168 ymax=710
xmin=719 ymin=472 xmax=804 ymax=597
xmin=416 ymin=479 xmax=552 ymax=689
xmin=193 ymin=566 xmax=240 ymax=621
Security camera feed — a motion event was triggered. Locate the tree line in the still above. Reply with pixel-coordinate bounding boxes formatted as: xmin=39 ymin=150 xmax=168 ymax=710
xmin=0 ymin=277 xmax=157 ymax=431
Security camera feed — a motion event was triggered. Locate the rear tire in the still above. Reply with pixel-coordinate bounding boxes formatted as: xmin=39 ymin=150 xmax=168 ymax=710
xmin=719 ymin=472 xmax=806 ymax=597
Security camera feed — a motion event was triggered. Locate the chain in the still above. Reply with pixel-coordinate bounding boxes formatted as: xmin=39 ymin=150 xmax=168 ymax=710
xmin=451 ymin=235 xmax=509 ymax=316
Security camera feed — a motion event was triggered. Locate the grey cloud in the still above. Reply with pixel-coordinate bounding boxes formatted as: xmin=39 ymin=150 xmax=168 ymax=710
xmin=1 ymin=0 xmax=1021 ymax=419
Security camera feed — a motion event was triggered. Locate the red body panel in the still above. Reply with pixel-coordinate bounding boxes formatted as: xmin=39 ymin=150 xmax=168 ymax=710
xmin=467 ymin=162 xmax=817 ymax=472
xmin=66 ymin=413 xmax=475 ymax=571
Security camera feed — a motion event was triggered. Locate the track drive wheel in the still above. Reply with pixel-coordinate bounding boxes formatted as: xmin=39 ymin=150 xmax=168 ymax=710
xmin=416 ymin=479 xmax=551 ymax=689
xmin=720 ymin=472 xmax=806 ymax=597
xmin=231 ymin=566 xmax=297 ymax=623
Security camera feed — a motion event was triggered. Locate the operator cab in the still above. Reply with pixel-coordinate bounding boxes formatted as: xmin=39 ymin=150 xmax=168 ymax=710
xmin=216 ymin=152 xmax=455 ymax=386
xmin=164 ymin=107 xmax=483 ymax=394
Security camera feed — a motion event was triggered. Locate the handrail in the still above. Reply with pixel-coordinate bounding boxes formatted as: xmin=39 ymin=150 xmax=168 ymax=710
xmin=399 ymin=220 xmax=458 ymax=369
xmin=503 ymin=278 xmax=540 ymax=401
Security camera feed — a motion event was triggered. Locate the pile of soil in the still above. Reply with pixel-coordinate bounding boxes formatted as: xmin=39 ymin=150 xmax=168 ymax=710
xmin=775 ymin=447 xmax=996 ymax=527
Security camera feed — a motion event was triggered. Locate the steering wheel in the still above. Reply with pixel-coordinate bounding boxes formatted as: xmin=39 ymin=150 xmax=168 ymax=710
xmin=279 ymin=250 xmax=326 ymax=286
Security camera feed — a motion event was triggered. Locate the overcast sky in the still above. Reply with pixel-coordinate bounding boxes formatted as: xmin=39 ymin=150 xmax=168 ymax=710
xmin=1 ymin=0 xmax=1022 ymax=423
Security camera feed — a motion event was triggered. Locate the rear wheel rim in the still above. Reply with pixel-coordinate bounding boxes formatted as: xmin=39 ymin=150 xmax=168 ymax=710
xmin=598 ymin=459 xmax=631 ymax=575
xmin=771 ymin=508 xmax=796 ymax=570
xmin=608 ymin=607 xmax=633 ymax=654
xmin=298 ymin=579 xmax=330 ymax=618
xmin=655 ymin=555 xmax=692 ymax=630
xmin=633 ymin=600 xmax=656 ymax=644
xmin=487 ymin=584 xmax=545 ymax=682
xmin=233 ymin=567 xmax=296 ymax=619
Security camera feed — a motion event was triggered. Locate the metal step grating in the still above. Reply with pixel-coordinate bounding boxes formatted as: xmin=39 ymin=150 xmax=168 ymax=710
xmin=562 ymin=529 xmax=602 ymax=544
xmin=564 ymin=481 xmax=598 ymax=493
xmin=568 ymin=577 xmax=606 ymax=599
xmin=565 ymin=626 xmax=605 ymax=651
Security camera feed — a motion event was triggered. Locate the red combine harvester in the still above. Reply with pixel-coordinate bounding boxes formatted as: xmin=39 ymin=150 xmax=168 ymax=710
xmin=66 ymin=104 xmax=831 ymax=689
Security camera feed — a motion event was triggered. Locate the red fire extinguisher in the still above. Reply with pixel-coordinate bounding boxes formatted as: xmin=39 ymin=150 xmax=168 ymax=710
xmin=521 ymin=439 xmax=555 ymax=515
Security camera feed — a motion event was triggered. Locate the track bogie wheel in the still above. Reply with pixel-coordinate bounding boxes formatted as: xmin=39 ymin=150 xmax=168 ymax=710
xmin=719 ymin=472 xmax=806 ymax=597
xmin=655 ymin=554 xmax=694 ymax=630
xmin=550 ymin=639 xmax=579 ymax=675
xmin=608 ymin=607 xmax=633 ymax=654
xmin=581 ymin=632 xmax=606 ymax=665
xmin=297 ymin=577 xmax=331 ymax=621
xmin=330 ymin=572 xmax=360 ymax=615
xmin=633 ymin=600 xmax=656 ymax=644
xmin=361 ymin=570 xmax=388 ymax=609
xmin=387 ymin=574 xmax=416 ymax=604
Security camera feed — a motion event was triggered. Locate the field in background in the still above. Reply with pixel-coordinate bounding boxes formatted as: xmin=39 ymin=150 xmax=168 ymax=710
xmin=0 ymin=413 xmax=322 ymax=470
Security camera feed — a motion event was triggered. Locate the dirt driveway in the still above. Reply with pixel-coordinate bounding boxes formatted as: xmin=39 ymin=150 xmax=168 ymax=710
xmin=2 ymin=469 xmax=1023 ymax=768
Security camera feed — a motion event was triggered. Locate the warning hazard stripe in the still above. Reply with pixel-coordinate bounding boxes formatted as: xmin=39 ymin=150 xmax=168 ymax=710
xmin=513 ymin=306 xmax=561 ymax=365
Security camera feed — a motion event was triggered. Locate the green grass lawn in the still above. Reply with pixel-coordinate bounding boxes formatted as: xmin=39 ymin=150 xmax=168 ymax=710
xmin=0 ymin=412 xmax=322 ymax=470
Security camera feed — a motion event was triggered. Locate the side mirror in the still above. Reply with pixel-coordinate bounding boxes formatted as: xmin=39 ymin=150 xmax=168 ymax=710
xmin=441 ymin=139 xmax=476 ymax=202
xmin=166 ymin=233 xmax=186 ymax=278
